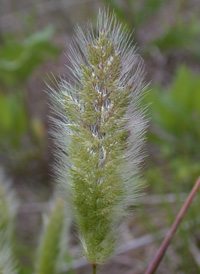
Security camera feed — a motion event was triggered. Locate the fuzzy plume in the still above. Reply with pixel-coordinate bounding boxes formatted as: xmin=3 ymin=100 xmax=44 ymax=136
xmin=48 ymin=9 xmax=148 ymax=264
xmin=0 ymin=169 xmax=18 ymax=273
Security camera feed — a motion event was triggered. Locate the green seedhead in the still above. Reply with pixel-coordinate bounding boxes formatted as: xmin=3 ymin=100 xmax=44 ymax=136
xmin=36 ymin=198 xmax=68 ymax=274
xmin=49 ymin=10 xmax=148 ymax=265
xmin=0 ymin=170 xmax=18 ymax=274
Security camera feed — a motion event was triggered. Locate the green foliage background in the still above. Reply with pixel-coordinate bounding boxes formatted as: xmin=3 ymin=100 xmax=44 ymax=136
xmin=0 ymin=0 xmax=200 ymax=273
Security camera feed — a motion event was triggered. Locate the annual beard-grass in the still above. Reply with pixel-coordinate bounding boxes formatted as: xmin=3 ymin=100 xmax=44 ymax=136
xmin=0 ymin=169 xmax=18 ymax=274
xmin=48 ymin=9 xmax=148 ymax=272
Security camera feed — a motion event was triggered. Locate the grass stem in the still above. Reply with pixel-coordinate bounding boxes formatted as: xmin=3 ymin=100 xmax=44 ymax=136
xmin=92 ymin=264 xmax=97 ymax=274
xmin=145 ymin=177 xmax=200 ymax=274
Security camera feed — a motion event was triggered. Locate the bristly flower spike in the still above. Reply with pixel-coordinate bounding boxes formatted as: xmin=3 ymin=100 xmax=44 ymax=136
xmin=48 ymin=9 xmax=148 ymax=265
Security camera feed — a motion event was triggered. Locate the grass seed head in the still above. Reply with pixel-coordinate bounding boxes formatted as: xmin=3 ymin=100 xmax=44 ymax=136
xmin=49 ymin=9 xmax=148 ymax=264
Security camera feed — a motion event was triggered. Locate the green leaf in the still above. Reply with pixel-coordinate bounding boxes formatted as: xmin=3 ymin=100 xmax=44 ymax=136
xmin=0 ymin=26 xmax=59 ymax=85
xmin=146 ymin=65 xmax=200 ymax=157
xmin=0 ymin=92 xmax=27 ymax=148
xmin=151 ymin=17 xmax=200 ymax=53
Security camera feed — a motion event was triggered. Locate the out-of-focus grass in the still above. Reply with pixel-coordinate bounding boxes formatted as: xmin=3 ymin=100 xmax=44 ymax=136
xmin=146 ymin=65 xmax=200 ymax=186
xmin=0 ymin=26 xmax=59 ymax=85
xmin=0 ymin=26 xmax=60 ymax=177
xmin=143 ymin=65 xmax=200 ymax=273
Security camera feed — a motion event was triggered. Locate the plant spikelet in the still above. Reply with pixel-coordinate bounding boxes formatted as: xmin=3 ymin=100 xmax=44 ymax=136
xmin=36 ymin=198 xmax=69 ymax=274
xmin=49 ymin=9 xmax=148 ymax=264
xmin=0 ymin=169 xmax=18 ymax=274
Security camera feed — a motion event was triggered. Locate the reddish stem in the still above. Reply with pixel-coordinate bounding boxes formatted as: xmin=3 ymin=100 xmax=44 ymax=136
xmin=92 ymin=263 xmax=97 ymax=274
xmin=145 ymin=177 xmax=200 ymax=274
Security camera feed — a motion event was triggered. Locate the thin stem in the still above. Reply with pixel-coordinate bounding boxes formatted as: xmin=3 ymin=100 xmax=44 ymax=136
xmin=145 ymin=176 xmax=200 ymax=274
xmin=92 ymin=264 xmax=97 ymax=274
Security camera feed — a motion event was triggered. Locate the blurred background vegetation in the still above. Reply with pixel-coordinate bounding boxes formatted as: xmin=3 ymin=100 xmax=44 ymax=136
xmin=0 ymin=0 xmax=200 ymax=273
